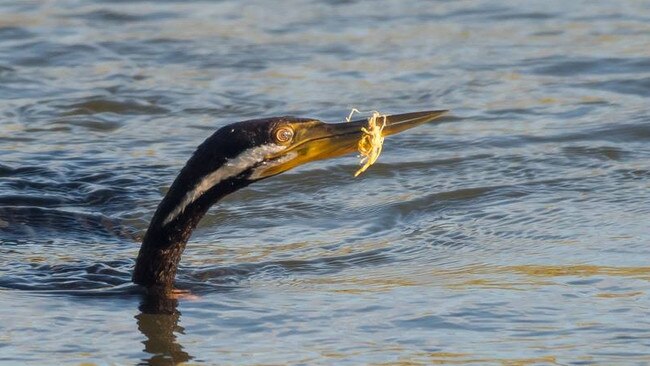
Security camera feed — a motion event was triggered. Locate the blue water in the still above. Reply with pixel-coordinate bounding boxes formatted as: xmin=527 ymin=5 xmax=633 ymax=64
xmin=1 ymin=1 xmax=650 ymax=364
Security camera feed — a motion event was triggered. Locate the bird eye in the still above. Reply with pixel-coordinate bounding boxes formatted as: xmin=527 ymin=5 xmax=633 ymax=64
xmin=275 ymin=127 xmax=294 ymax=143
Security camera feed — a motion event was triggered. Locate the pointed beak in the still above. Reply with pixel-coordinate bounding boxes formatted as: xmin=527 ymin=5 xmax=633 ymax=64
xmin=372 ymin=110 xmax=451 ymax=136
xmin=256 ymin=110 xmax=449 ymax=178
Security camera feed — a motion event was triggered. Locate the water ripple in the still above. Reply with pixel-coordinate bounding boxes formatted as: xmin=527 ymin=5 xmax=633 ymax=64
xmin=2 ymin=0 xmax=650 ymax=364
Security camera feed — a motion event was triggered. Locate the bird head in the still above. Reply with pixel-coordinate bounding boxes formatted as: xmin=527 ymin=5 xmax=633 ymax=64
xmin=209 ymin=110 xmax=450 ymax=181
xmin=157 ymin=110 xmax=448 ymax=228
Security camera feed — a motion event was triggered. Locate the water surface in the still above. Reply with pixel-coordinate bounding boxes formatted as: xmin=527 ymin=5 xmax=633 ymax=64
xmin=1 ymin=0 xmax=650 ymax=365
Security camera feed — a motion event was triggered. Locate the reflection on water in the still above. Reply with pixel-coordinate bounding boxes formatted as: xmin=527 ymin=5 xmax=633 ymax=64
xmin=2 ymin=0 xmax=650 ymax=364
xmin=379 ymin=354 xmax=560 ymax=366
xmin=137 ymin=296 xmax=191 ymax=366
xmin=507 ymin=265 xmax=650 ymax=279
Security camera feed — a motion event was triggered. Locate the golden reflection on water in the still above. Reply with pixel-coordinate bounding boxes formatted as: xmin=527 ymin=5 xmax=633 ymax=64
xmin=444 ymin=264 xmax=650 ymax=292
xmin=271 ymin=347 xmax=562 ymax=366
xmin=372 ymin=353 xmax=559 ymax=366
xmin=506 ymin=264 xmax=650 ymax=279
xmin=302 ymin=276 xmax=419 ymax=294
xmin=292 ymin=263 xmax=650 ymax=294
xmin=192 ymin=238 xmax=393 ymax=265
xmin=428 ymin=264 xmax=650 ymax=280
xmin=595 ymin=291 xmax=643 ymax=298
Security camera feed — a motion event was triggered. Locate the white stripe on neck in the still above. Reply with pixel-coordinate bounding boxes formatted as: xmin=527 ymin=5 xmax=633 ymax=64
xmin=162 ymin=144 xmax=286 ymax=226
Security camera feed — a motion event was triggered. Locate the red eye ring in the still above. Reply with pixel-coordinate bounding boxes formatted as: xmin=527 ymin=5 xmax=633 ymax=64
xmin=275 ymin=127 xmax=294 ymax=143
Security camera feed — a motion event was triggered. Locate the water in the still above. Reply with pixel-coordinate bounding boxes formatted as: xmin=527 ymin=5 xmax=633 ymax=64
xmin=1 ymin=0 xmax=649 ymax=364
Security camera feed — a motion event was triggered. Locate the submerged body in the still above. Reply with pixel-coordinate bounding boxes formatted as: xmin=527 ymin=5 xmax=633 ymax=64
xmin=133 ymin=111 xmax=448 ymax=294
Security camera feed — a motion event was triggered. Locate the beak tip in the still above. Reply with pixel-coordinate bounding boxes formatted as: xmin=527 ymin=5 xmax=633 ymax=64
xmin=426 ymin=109 xmax=450 ymax=116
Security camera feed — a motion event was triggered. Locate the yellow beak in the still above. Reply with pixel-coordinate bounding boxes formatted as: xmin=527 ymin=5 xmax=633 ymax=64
xmin=256 ymin=110 xmax=449 ymax=178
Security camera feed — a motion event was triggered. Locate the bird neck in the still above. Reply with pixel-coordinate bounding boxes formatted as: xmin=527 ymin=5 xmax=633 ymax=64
xmin=132 ymin=158 xmax=254 ymax=293
xmin=132 ymin=123 xmax=283 ymax=293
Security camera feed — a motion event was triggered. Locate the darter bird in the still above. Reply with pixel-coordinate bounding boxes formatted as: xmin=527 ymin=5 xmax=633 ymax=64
xmin=133 ymin=110 xmax=448 ymax=295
